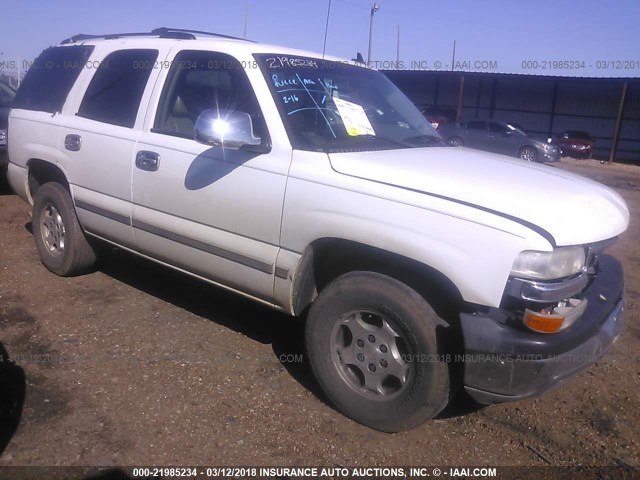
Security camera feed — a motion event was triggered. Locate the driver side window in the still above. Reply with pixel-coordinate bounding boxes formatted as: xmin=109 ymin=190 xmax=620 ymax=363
xmin=153 ymin=51 xmax=267 ymax=141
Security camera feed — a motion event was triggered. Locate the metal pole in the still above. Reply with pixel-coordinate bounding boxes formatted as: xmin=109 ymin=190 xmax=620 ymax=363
xmin=451 ymin=40 xmax=456 ymax=71
xmin=548 ymin=80 xmax=558 ymax=138
xmin=367 ymin=3 xmax=379 ymax=66
xmin=489 ymin=77 xmax=497 ymax=120
xmin=456 ymin=75 xmax=465 ymax=122
xmin=609 ymin=81 xmax=628 ymax=164
xmin=396 ymin=25 xmax=400 ymax=64
xmin=243 ymin=1 xmax=249 ymax=39
xmin=322 ymin=0 xmax=333 ymax=58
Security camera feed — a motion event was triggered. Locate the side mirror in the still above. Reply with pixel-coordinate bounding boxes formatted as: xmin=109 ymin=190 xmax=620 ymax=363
xmin=194 ymin=109 xmax=262 ymax=150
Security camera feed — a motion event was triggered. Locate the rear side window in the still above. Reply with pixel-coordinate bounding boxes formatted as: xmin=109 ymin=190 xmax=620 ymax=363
xmin=77 ymin=49 xmax=158 ymax=128
xmin=13 ymin=46 xmax=94 ymax=113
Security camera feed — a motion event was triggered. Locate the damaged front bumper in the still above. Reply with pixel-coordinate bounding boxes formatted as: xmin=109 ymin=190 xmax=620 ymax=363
xmin=460 ymin=254 xmax=624 ymax=404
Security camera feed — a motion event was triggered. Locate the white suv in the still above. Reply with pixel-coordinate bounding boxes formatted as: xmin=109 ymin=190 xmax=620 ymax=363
xmin=7 ymin=28 xmax=629 ymax=432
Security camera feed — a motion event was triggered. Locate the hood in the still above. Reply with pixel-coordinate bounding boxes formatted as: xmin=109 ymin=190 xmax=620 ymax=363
xmin=328 ymin=147 xmax=629 ymax=246
xmin=529 ymin=135 xmax=556 ymax=146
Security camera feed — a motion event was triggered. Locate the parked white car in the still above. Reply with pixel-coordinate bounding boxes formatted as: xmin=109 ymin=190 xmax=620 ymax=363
xmin=7 ymin=28 xmax=629 ymax=432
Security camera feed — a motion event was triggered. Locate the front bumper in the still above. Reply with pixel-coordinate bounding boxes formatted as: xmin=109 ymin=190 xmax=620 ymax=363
xmin=541 ymin=147 xmax=561 ymax=163
xmin=460 ymin=254 xmax=624 ymax=404
xmin=560 ymin=144 xmax=593 ymax=158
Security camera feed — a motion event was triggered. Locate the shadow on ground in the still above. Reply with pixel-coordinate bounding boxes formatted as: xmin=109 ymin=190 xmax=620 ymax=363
xmin=0 ymin=343 xmax=26 ymax=455
xmin=84 ymin=468 xmax=134 ymax=480
xmin=0 ymin=172 xmax=14 ymax=196
xmin=96 ymin=246 xmax=483 ymax=419
xmin=96 ymin=247 xmax=324 ymax=399
xmin=437 ymin=390 xmax=484 ymax=419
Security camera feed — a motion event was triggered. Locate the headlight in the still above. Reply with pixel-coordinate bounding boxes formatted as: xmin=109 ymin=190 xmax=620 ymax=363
xmin=511 ymin=246 xmax=586 ymax=280
xmin=0 ymin=129 xmax=6 ymax=146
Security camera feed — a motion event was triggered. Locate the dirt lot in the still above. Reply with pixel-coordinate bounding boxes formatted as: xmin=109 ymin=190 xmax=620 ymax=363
xmin=0 ymin=158 xmax=639 ymax=473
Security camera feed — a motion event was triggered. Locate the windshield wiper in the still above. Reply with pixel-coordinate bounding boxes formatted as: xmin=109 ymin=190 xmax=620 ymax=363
xmin=351 ymin=134 xmax=408 ymax=148
xmin=402 ymin=134 xmax=447 ymax=146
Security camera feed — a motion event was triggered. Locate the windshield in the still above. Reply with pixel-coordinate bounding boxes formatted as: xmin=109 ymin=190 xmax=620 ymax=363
xmin=506 ymin=124 xmax=527 ymax=136
xmin=564 ymin=130 xmax=591 ymax=140
xmin=255 ymin=54 xmax=445 ymax=152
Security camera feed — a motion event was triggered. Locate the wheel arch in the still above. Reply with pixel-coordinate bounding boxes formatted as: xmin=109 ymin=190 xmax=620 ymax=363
xmin=26 ymin=158 xmax=71 ymax=204
xmin=291 ymin=237 xmax=467 ymax=322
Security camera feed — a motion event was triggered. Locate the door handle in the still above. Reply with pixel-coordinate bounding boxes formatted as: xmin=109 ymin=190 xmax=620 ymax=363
xmin=136 ymin=151 xmax=160 ymax=172
xmin=64 ymin=134 xmax=82 ymax=151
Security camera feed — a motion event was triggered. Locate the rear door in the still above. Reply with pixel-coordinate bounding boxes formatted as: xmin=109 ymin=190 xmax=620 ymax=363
xmin=486 ymin=122 xmax=513 ymax=155
xmin=57 ymin=46 xmax=166 ymax=248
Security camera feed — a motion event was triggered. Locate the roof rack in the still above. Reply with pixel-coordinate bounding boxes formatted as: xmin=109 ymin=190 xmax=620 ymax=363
xmin=152 ymin=27 xmax=252 ymax=42
xmin=61 ymin=27 xmax=252 ymax=45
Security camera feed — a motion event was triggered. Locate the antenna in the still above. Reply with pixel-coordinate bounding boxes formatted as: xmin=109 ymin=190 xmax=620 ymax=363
xmin=322 ymin=0 xmax=333 ymax=58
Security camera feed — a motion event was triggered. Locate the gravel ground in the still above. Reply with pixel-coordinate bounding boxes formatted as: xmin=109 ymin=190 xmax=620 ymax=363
xmin=0 ymin=158 xmax=639 ymax=475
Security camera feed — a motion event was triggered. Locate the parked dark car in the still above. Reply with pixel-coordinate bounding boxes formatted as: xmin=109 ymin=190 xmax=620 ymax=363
xmin=439 ymin=120 xmax=560 ymax=163
xmin=418 ymin=105 xmax=457 ymax=131
xmin=558 ymin=130 xmax=593 ymax=159
xmin=0 ymin=80 xmax=16 ymax=170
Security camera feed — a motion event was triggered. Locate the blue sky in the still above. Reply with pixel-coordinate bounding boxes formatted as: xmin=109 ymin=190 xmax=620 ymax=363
xmin=0 ymin=0 xmax=638 ymax=78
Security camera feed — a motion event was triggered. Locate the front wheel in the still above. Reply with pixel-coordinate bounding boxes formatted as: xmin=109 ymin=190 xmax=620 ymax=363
xmin=518 ymin=146 xmax=538 ymax=162
xmin=305 ymin=272 xmax=451 ymax=432
xmin=32 ymin=182 xmax=97 ymax=276
xmin=448 ymin=137 xmax=463 ymax=147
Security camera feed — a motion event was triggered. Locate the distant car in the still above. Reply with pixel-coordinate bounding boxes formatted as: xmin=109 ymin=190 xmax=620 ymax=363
xmin=0 ymin=79 xmax=16 ymax=170
xmin=558 ymin=130 xmax=593 ymax=159
xmin=418 ymin=105 xmax=457 ymax=131
xmin=439 ymin=120 xmax=560 ymax=163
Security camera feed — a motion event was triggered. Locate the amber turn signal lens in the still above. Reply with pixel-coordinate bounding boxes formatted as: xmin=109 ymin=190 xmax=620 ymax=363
xmin=523 ymin=309 xmax=565 ymax=333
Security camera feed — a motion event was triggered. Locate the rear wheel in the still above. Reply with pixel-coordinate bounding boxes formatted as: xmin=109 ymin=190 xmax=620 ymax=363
xmin=32 ymin=182 xmax=97 ymax=276
xmin=305 ymin=272 xmax=451 ymax=432
xmin=448 ymin=137 xmax=463 ymax=147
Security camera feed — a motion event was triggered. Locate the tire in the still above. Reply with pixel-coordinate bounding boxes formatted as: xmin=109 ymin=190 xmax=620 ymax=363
xmin=32 ymin=182 xmax=97 ymax=276
xmin=518 ymin=146 xmax=538 ymax=162
xmin=448 ymin=137 xmax=463 ymax=147
xmin=305 ymin=271 xmax=451 ymax=432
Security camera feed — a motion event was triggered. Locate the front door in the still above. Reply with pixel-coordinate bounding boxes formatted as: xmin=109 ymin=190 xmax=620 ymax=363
xmin=132 ymin=50 xmax=291 ymax=303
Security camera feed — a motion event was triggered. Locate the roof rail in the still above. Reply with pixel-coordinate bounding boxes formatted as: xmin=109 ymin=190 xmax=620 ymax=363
xmin=61 ymin=27 xmax=252 ymax=45
xmin=152 ymin=27 xmax=253 ymax=42
xmin=61 ymin=32 xmax=166 ymax=44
